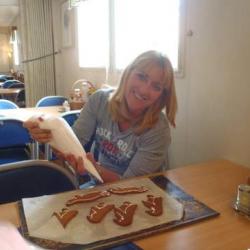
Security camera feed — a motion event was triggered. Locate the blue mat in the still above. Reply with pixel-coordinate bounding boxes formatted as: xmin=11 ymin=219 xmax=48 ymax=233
xmin=108 ymin=242 xmax=142 ymax=250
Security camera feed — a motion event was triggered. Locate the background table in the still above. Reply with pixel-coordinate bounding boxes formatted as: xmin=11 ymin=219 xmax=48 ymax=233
xmin=0 ymin=88 xmax=24 ymax=95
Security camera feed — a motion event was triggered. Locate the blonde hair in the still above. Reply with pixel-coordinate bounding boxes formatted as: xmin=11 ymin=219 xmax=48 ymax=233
xmin=109 ymin=50 xmax=177 ymax=134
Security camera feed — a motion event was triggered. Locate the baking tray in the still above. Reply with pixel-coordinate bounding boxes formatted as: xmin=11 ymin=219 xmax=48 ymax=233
xmin=19 ymin=175 xmax=219 ymax=249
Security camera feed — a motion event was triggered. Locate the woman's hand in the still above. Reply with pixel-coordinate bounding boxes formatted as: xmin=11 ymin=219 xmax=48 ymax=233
xmin=86 ymin=153 xmax=120 ymax=183
xmin=23 ymin=120 xmax=52 ymax=143
xmin=64 ymin=153 xmax=86 ymax=175
xmin=65 ymin=152 xmax=120 ymax=183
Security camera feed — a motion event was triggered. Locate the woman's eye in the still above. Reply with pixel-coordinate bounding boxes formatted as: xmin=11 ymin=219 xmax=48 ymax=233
xmin=136 ymin=73 xmax=147 ymax=81
xmin=152 ymin=84 xmax=163 ymax=92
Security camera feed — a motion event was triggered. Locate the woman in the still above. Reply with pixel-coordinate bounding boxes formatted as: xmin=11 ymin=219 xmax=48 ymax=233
xmin=24 ymin=50 xmax=177 ymax=183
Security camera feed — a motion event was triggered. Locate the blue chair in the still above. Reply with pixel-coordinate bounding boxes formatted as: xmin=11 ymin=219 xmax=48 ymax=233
xmin=0 ymin=118 xmax=35 ymax=164
xmin=8 ymin=82 xmax=25 ymax=89
xmin=0 ymin=160 xmax=78 ymax=204
xmin=36 ymin=96 xmax=68 ymax=107
xmin=0 ymin=75 xmax=13 ymax=82
xmin=0 ymin=99 xmax=19 ymax=109
xmin=15 ymin=89 xmax=26 ymax=107
xmin=0 ymin=76 xmax=7 ymax=83
xmin=1 ymin=80 xmax=21 ymax=88
xmin=61 ymin=110 xmax=81 ymax=126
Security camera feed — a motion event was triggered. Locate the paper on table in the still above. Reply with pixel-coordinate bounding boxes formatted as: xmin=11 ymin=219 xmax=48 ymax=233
xmin=27 ymin=114 xmax=103 ymax=183
xmin=22 ymin=178 xmax=183 ymax=245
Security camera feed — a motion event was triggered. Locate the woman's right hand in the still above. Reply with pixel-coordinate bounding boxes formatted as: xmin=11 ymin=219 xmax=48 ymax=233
xmin=23 ymin=120 xmax=52 ymax=143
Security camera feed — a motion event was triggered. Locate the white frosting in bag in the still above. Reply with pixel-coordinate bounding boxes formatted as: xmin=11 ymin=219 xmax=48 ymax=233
xmin=28 ymin=114 xmax=103 ymax=182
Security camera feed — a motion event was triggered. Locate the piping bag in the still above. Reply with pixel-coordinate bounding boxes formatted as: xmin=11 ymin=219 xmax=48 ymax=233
xmin=27 ymin=114 xmax=103 ymax=183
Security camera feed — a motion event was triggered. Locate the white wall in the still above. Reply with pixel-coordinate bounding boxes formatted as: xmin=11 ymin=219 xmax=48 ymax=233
xmin=175 ymin=0 xmax=250 ymax=168
xmin=53 ymin=0 xmax=250 ymax=169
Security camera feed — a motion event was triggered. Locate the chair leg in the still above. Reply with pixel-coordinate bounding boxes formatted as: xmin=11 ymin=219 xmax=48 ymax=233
xmin=44 ymin=144 xmax=53 ymax=160
xmin=30 ymin=141 xmax=40 ymax=159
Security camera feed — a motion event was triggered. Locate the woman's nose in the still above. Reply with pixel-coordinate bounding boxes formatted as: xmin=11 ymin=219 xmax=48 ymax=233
xmin=138 ymin=80 xmax=151 ymax=96
xmin=143 ymin=78 xmax=153 ymax=89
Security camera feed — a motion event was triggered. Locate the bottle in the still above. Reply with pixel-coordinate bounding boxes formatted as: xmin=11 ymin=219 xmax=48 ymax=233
xmin=73 ymin=89 xmax=82 ymax=102
xmin=81 ymin=82 xmax=89 ymax=103
xmin=63 ymin=100 xmax=70 ymax=112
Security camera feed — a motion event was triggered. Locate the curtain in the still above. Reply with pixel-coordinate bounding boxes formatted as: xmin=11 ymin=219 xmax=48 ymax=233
xmin=19 ymin=0 xmax=56 ymax=107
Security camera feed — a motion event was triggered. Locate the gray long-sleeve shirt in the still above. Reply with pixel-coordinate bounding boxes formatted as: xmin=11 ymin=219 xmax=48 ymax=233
xmin=72 ymin=89 xmax=170 ymax=178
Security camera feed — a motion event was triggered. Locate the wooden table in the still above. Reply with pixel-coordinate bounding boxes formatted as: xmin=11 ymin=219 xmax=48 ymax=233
xmin=0 ymin=160 xmax=249 ymax=250
xmin=0 ymin=88 xmax=24 ymax=103
xmin=0 ymin=106 xmax=65 ymax=121
xmin=0 ymin=88 xmax=24 ymax=95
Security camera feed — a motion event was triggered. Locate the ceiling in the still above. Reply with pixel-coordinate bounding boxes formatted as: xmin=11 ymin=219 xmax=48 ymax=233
xmin=0 ymin=0 xmax=19 ymax=26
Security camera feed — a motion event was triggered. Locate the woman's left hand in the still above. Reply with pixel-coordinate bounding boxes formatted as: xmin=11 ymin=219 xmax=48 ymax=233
xmin=65 ymin=152 xmax=120 ymax=183
xmin=64 ymin=153 xmax=86 ymax=175
xmin=86 ymin=153 xmax=120 ymax=183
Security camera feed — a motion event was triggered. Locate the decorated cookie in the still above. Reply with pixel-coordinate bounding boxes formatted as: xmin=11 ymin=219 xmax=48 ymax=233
xmin=142 ymin=194 xmax=163 ymax=216
xmin=87 ymin=202 xmax=114 ymax=223
xmin=66 ymin=190 xmax=111 ymax=206
xmin=53 ymin=208 xmax=78 ymax=228
xmin=113 ymin=201 xmax=137 ymax=226
xmin=108 ymin=186 xmax=148 ymax=195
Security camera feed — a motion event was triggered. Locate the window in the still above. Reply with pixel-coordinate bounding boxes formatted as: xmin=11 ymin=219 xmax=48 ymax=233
xmin=10 ymin=29 xmax=20 ymax=66
xmin=78 ymin=0 xmax=108 ymax=68
xmin=77 ymin=0 xmax=184 ymax=73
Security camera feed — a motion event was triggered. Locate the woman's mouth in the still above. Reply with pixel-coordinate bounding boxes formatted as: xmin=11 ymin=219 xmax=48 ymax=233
xmin=133 ymin=90 xmax=147 ymax=101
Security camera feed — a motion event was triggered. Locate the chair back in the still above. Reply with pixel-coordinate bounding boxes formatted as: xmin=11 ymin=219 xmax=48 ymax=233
xmin=0 ymin=77 xmax=7 ymax=82
xmin=0 ymin=75 xmax=13 ymax=82
xmin=36 ymin=95 xmax=68 ymax=107
xmin=61 ymin=110 xmax=81 ymax=127
xmin=2 ymin=80 xmax=21 ymax=88
xmin=0 ymin=118 xmax=34 ymax=164
xmin=8 ymin=82 xmax=25 ymax=88
xmin=0 ymin=160 xmax=79 ymax=204
xmin=0 ymin=99 xmax=19 ymax=109
xmin=16 ymin=89 xmax=26 ymax=107
xmin=0 ymin=118 xmax=31 ymax=148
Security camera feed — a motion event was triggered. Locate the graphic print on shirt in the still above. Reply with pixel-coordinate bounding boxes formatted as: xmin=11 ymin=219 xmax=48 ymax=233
xmin=95 ymin=127 xmax=136 ymax=170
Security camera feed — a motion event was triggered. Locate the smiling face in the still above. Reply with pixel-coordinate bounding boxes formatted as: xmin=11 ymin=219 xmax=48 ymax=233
xmin=124 ymin=64 xmax=165 ymax=117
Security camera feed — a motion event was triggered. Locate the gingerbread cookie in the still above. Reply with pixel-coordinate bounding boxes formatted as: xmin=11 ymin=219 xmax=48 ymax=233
xmin=142 ymin=194 xmax=163 ymax=216
xmin=66 ymin=190 xmax=111 ymax=206
xmin=113 ymin=201 xmax=137 ymax=226
xmin=53 ymin=208 xmax=78 ymax=228
xmin=108 ymin=186 xmax=148 ymax=195
xmin=87 ymin=202 xmax=114 ymax=223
